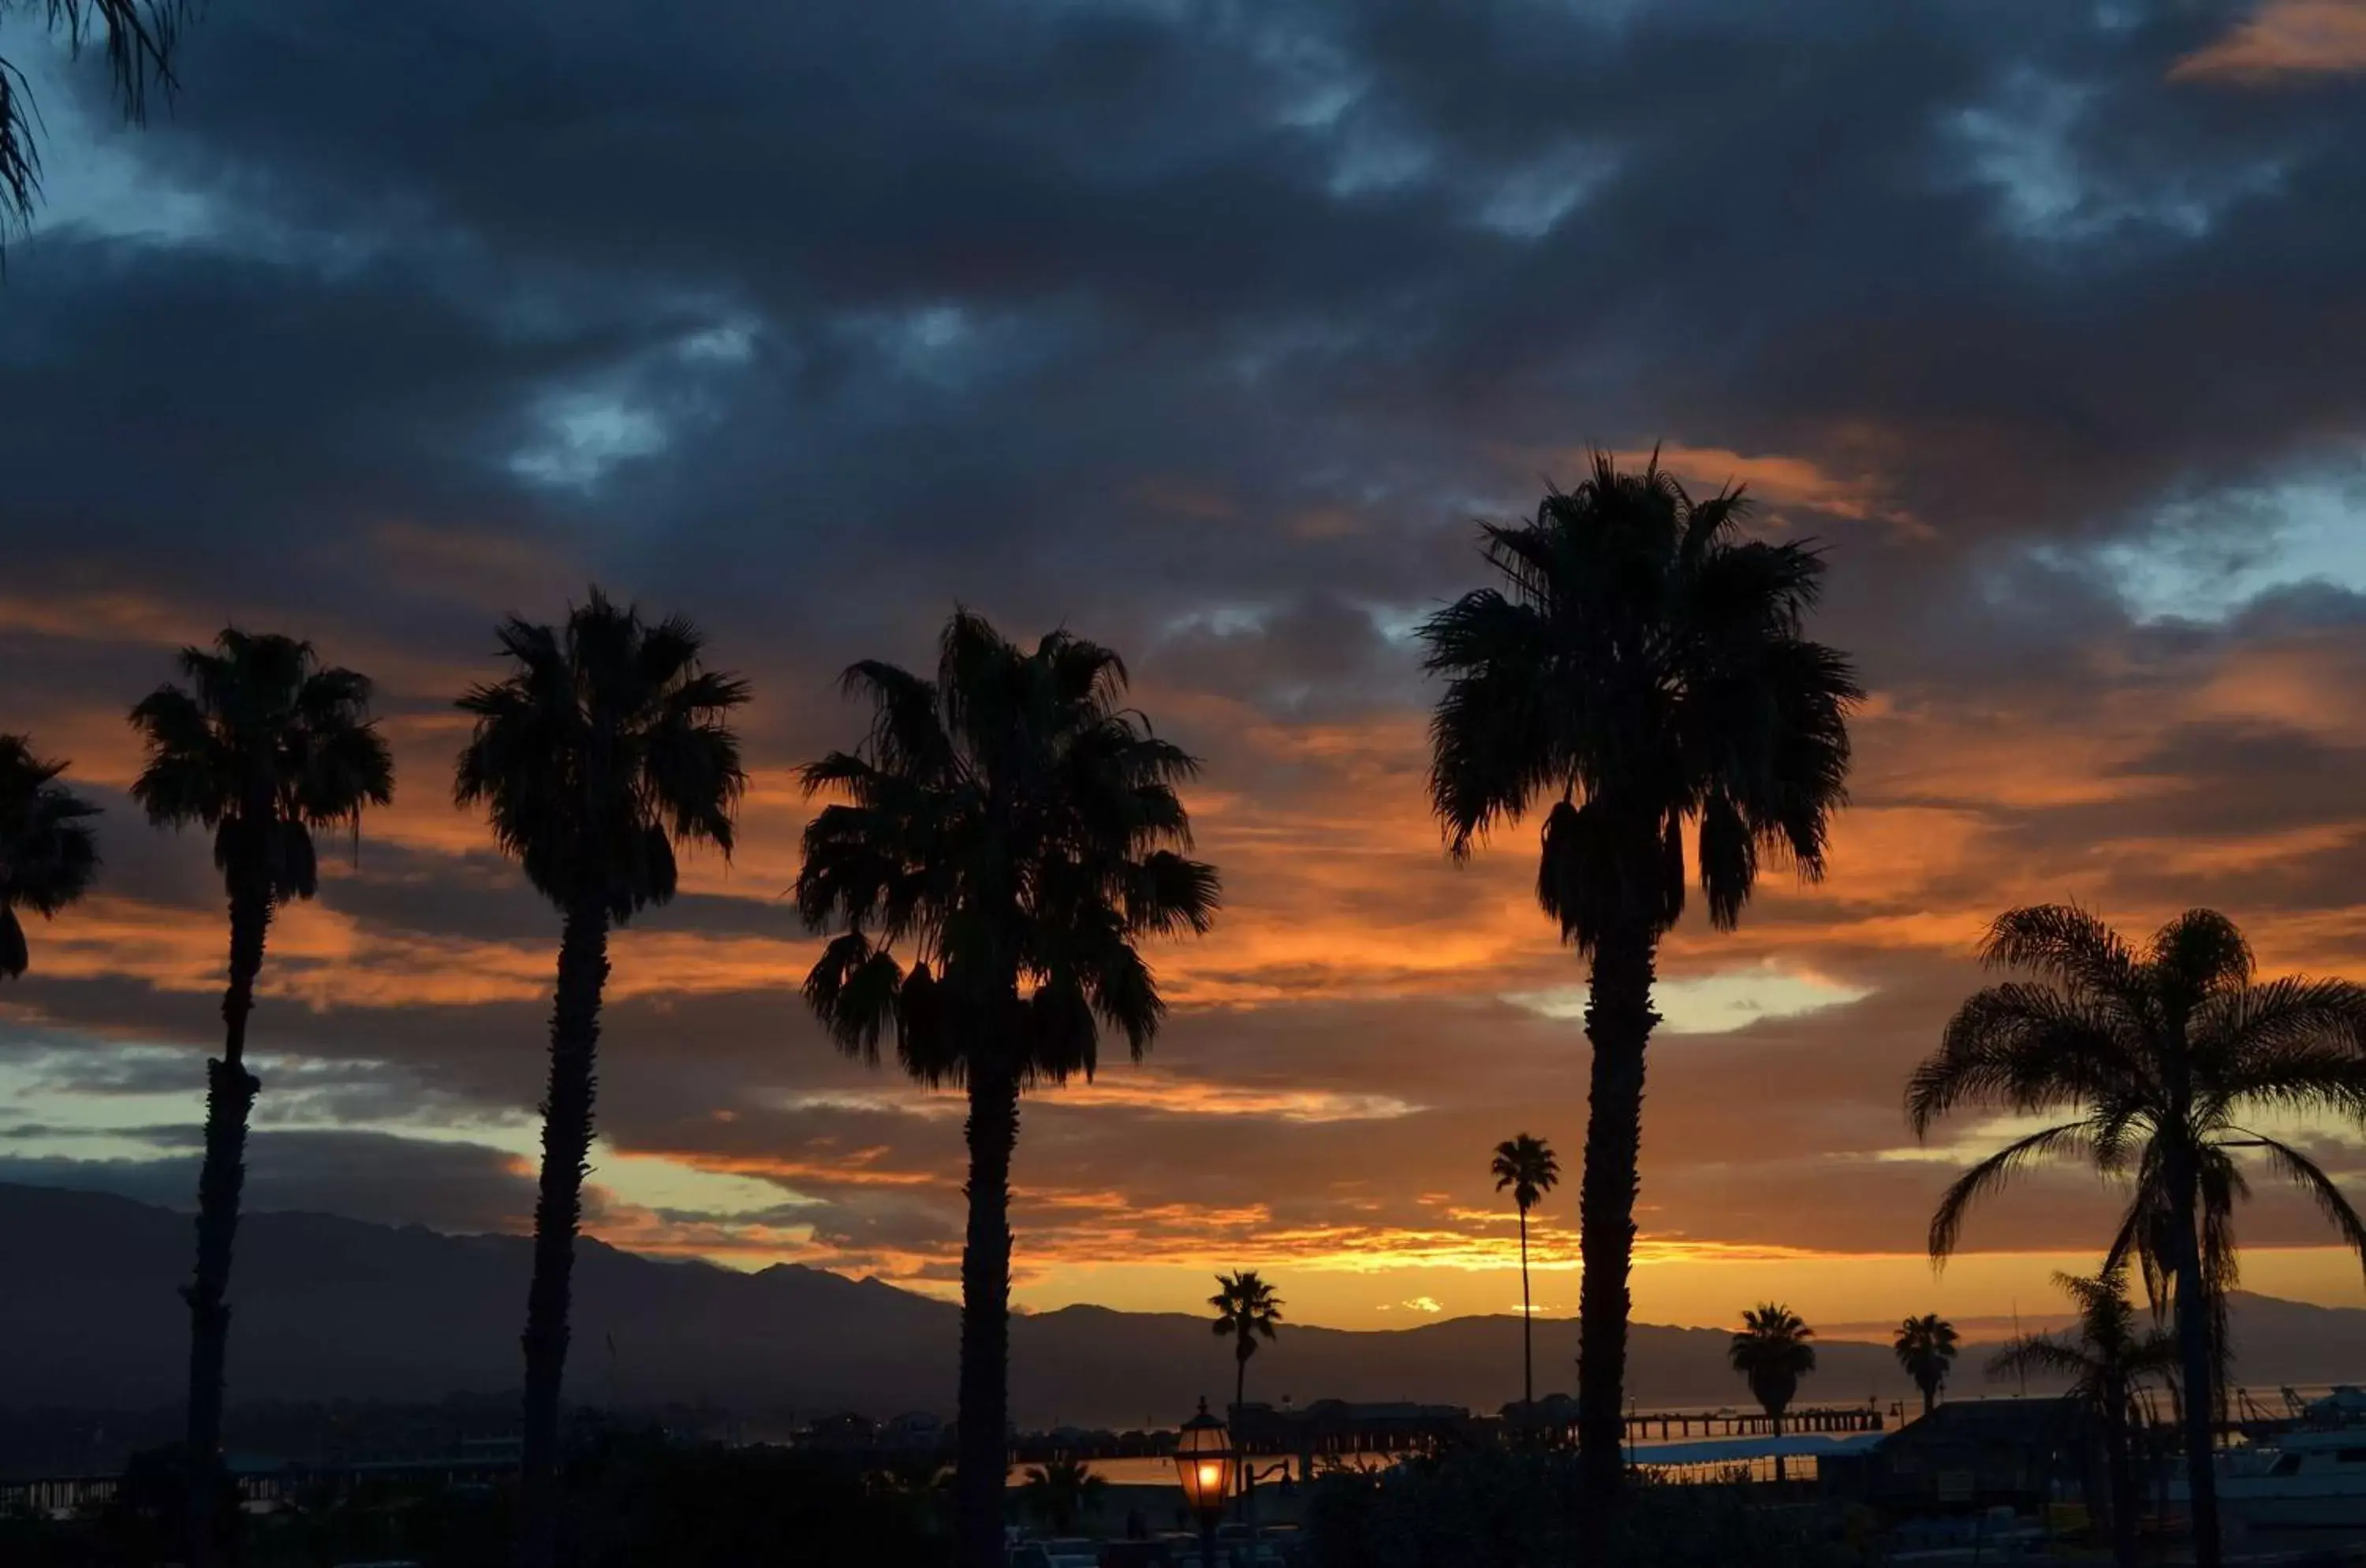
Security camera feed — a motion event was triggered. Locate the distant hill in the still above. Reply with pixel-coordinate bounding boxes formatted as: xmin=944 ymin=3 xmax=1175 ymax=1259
xmin=7 ymin=1184 xmax=2364 ymax=1428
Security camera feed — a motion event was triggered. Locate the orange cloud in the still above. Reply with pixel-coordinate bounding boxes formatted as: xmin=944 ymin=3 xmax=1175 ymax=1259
xmin=2172 ymin=1 xmax=2366 ymax=83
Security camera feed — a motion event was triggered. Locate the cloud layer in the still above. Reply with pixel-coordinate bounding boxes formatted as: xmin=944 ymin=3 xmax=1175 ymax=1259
xmin=6 ymin=0 xmax=2366 ymax=1330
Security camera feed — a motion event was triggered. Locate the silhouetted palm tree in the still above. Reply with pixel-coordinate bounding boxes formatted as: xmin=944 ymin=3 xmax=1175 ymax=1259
xmin=1729 ymin=1303 xmax=1816 ymax=1483
xmin=1421 ymin=451 xmax=1860 ymax=1521
xmin=455 ymin=592 xmax=747 ymax=1568
xmin=129 ymin=629 xmax=392 ymax=1566
xmin=1491 ymin=1133 xmax=1559 ymax=1408
xmin=1990 ymin=1265 xmax=2176 ymax=1568
xmin=793 ymin=610 xmax=1219 ymax=1568
xmin=1909 ymin=905 xmax=2366 ymax=1568
xmin=1211 ymin=1270 xmax=1284 ymax=1421
xmin=1892 ymin=1313 xmax=1959 ymax=1418
xmin=1018 ymin=1458 xmax=1107 ymax=1533
xmin=1 ymin=1 xmax=188 ymax=232
xmin=0 ymin=735 xmax=99 ymax=977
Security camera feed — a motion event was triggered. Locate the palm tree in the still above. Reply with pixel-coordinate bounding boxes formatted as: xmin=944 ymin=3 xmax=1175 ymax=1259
xmin=1892 ymin=1313 xmax=1959 ymax=1419
xmin=1907 ymin=905 xmax=2366 ymax=1568
xmin=793 ymin=610 xmax=1219 ymax=1568
xmin=1018 ymin=1458 xmax=1107 ymax=1534
xmin=1989 ymin=1265 xmax=2177 ymax=1568
xmin=1211 ymin=1271 xmax=1284 ymax=1421
xmin=0 ymin=735 xmax=100 ymax=977
xmin=454 ymin=591 xmax=748 ymax=1568
xmin=129 ymin=629 xmax=393 ymax=1566
xmin=2 ymin=1 xmax=188 ymax=233
xmin=1728 ymin=1303 xmax=1816 ymax=1483
xmin=1491 ymin=1133 xmax=1559 ymax=1409
xmin=1420 ymin=451 xmax=1860 ymax=1519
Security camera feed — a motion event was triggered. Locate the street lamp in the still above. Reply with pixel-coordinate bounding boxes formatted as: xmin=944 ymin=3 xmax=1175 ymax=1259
xmin=1174 ymin=1397 xmax=1234 ymax=1567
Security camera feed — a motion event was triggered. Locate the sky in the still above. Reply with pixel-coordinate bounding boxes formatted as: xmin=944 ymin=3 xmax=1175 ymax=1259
xmin=8 ymin=0 xmax=2366 ymax=1353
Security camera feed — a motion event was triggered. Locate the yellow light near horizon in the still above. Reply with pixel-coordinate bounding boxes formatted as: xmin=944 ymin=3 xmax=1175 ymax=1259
xmin=1199 ymin=1462 xmax=1222 ymax=1488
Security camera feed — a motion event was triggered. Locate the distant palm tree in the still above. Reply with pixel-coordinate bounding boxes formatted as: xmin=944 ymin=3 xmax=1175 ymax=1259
xmin=129 ymin=629 xmax=392 ymax=1566
xmin=1491 ymin=1133 xmax=1559 ymax=1408
xmin=1211 ymin=1271 xmax=1284 ymax=1421
xmin=1892 ymin=1313 xmax=1959 ymax=1418
xmin=1990 ymin=1265 xmax=2177 ymax=1568
xmin=1729 ymin=1303 xmax=1816 ymax=1483
xmin=455 ymin=592 xmax=748 ymax=1568
xmin=794 ymin=610 xmax=1219 ymax=1568
xmin=1421 ymin=451 xmax=1860 ymax=1519
xmin=1018 ymin=1458 xmax=1107 ymax=1534
xmin=1 ymin=0 xmax=189 ymax=233
xmin=0 ymin=735 xmax=99 ymax=977
xmin=1909 ymin=905 xmax=2366 ymax=1568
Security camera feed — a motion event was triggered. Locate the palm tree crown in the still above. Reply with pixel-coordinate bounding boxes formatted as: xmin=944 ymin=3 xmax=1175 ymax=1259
xmin=0 ymin=736 xmax=99 ymax=977
xmin=1893 ymin=1313 xmax=1960 ymax=1416
xmin=130 ymin=629 xmax=394 ymax=902
xmin=1420 ymin=450 xmax=1858 ymax=943
xmin=1909 ymin=904 xmax=2366 ymax=1568
xmin=1989 ymin=1265 xmax=2178 ymax=1412
xmin=455 ymin=589 xmax=748 ymax=920
xmin=1491 ymin=1133 xmax=1560 ymax=1213
xmin=1211 ymin=1271 xmax=1284 ymax=1367
xmin=793 ymin=610 xmax=1219 ymax=1085
xmin=1910 ymin=905 xmax=2366 ymax=1350
xmin=1730 ymin=1302 xmax=1816 ymax=1419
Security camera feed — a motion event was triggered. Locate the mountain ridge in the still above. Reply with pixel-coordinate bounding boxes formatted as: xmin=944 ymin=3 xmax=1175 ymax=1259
xmin=9 ymin=1183 xmax=2365 ymax=1428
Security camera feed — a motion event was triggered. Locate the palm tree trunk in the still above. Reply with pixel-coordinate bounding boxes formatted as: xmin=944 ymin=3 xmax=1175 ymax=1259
xmin=2169 ymin=1189 xmax=2222 ymax=1568
xmin=1576 ymin=920 xmax=1659 ymax=1536
xmin=1920 ymin=1378 xmax=1935 ymax=1420
xmin=954 ymin=1052 xmax=1020 ymax=1568
xmin=1771 ymin=1411 xmax=1786 ymax=1484
xmin=514 ymin=897 xmax=610 ymax=1568
xmin=2103 ymin=1393 xmax=2140 ymax=1568
xmin=1235 ymin=1348 xmax=1252 ymax=1525
xmin=1519 ymin=1205 xmax=1533 ymax=1409
xmin=182 ymin=887 xmax=269 ymax=1568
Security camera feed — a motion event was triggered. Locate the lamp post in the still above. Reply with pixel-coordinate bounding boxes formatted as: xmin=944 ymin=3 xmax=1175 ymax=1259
xmin=1174 ymin=1397 xmax=1235 ymax=1568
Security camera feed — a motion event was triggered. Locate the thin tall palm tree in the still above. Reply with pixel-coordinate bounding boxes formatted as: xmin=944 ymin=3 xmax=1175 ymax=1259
xmin=1908 ymin=905 xmax=2366 ymax=1568
xmin=1491 ymin=1133 xmax=1559 ymax=1409
xmin=1421 ymin=450 xmax=1860 ymax=1523
xmin=1728 ymin=1303 xmax=1816 ymax=1483
xmin=129 ymin=629 xmax=393 ymax=1566
xmin=1892 ymin=1313 xmax=1959 ymax=1419
xmin=0 ymin=736 xmax=99 ymax=977
xmin=793 ymin=610 xmax=1219 ymax=1568
xmin=1989 ymin=1264 xmax=2177 ymax=1568
xmin=455 ymin=591 xmax=748 ymax=1568
xmin=1 ymin=0 xmax=188 ymax=234
xmin=1211 ymin=1270 xmax=1284 ymax=1421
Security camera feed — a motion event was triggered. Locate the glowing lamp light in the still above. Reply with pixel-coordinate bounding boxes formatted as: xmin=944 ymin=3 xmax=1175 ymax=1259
xmin=1174 ymin=1396 xmax=1235 ymax=1524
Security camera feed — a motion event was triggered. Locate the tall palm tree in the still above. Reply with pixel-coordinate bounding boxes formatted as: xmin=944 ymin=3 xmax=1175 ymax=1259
xmin=455 ymin=592 xmax=748 ymax=1568
xmin=129 ymin=629 xmax=393 ymax=1566
xmin=1491 ymin=1132 xmax=1559 ymax=1408
xmin=1018 ymin=1458 xmax=1107 ymax=1534
xmin=1892 ymin=1313 xmax=1959 ymax=1418
xmin=1989 ymin=1265 xmax=2177 ymax=1568
xmin=1908 ymin=905 xmax=2366 ymax=1568
xmin=1420 ymin=450 xmax=1859 ymax=1521
xmin=1211 ymin=1270 xmax=1284 ymax=1421
xmin=0 ymin=735 xmax=99 ymax=977
xmin=1 ymin=0 xmax=188 ymax=233
xmin=793 ymin=610 xmax=1219 ymax=1568
xmin=1728 ymin=1303 xmax=1816 ymax=1483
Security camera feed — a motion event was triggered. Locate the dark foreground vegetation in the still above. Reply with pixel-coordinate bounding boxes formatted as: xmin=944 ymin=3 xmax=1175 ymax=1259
xmin=0 ymin=1437 xmax=946 ymax=1568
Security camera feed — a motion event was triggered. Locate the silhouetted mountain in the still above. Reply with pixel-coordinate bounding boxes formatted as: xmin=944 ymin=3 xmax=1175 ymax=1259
xmin=8 ymin=1185 xmax=2364 ymax=1428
